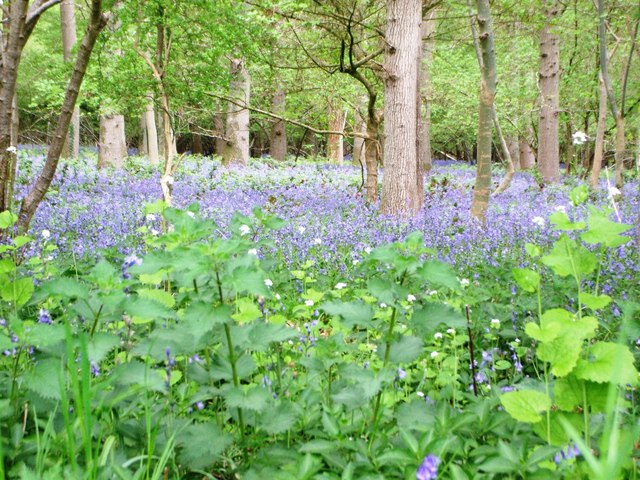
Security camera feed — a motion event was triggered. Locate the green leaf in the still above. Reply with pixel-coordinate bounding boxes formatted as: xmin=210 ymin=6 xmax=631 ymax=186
xmin=554 ymin=377 xmax=609 ymax=413
xmin=549 ymin=212 xmax=585 ymax=231
xmin=500 ymin=390 xmax=551 ymax=423
xmin=531 ymin=412 xmax=584 ymax=446
xmin=581 ymin=209 xmax=632 ymax=248
xmin=231 ymin=297 xmax=262 ymax=324
xmin=410 ymin=302 xmax=466 ymax=336
xmin=541 ymin=235 xmax=597 ymax=278
xmin=0 ymin=277 xmax=34 ymax=307
xmin=183 ymin=303 xmax=231 ymax=341
xmin=387 ymin=336 xmax=424 ymax=363
xmin=36 ymin=277 xmax=89 ymax=300
xmin=257 ymin=401 xmax=298 ymax=434
xmin=569 ymin=185 xmax=588 ymax=206
xmin=137 ymin=288 xmax=175 ymax=308
xmin=176 ymin=422 xmax=232 ymax=470
xmin=87 ymin=333 xmax=120 ymax=363
xmin=580 ymin=292 xmax=611 ymax=310
xmin=574 ymin=342 xmax=638 ymax=385
xmin=367 ymin=278 xmax=407 ymax=304
xmin=0 ymin=259 xmax=16 ymax=274
xmin=23 ymin=358 xmax=62 ymax=400
xmin=124 ymin=297 xmax=175 ymax=320
xmin=320 ymin=300 xmax=374 ymax=328
xmin=247 ymin=323 xmax=297 ymax=352
xmin=111 ymin=360 xmax=165 ymax=392
xmin=12 ymin=235 xmax=31 ymax=248
xmin=222 ymin=385 xmax=271 ymax=412
xmin=0 ymin=211 xmax=17 ymax=229
xmin=418 ymin=261 xmax=459 ymax=289
xmin=512 ymin=268 xmax=540 ymax=293
xmin=27 ymin=324 xmax=66 ymax=349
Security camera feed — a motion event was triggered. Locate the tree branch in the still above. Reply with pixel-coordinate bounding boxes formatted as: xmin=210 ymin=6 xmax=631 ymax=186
xmin=25 ymin=0 xmax=62 ymax=37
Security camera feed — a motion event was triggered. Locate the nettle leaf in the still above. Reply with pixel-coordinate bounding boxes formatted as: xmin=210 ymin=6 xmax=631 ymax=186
xmin=134 ymin=327 xmax=196 ymax=359
xmin=137 ymin=288 xmax=175 ymax=309
xmin=549 ymin=211 xmax=586 ymax=231
xmin=222 ymin=385 xmax=270 ymax=412
xmin=580 ymin=292 xmax=611 ymax=310
xmin=512 ymin=268 xmax=540 ymax=293
xmin=87 ymin=333 xmax=120 ymax=363
xmin=23 ymin=358 xmax=62 ymax=400
xmin=387 ymin=336 xmax=424 ymax=363
xmin=0 ymin=276 xmax=34 ymax=307
xmin=531 ymin=412 xmax=584 ymax=447
xmin=209 ymin=353 xmax=256 ymax=381
xmin=554 ymin=376 xmax=609 ymax=413
xmin=123 ymin=297 xmax=175 ymax=320
xmin=0 ymin=258 xmax=16 ymax=274
xmin=183 ymin=303 xmax=232 ymax=340
xmin=419 ymin=260 xmax=459 ymax=290
xmin=367 ymin=278 xmax=407 ymax=305
xmin=87 ymin=260 xmax=120 ymax=288
xmin=569 ymin=185 xmax=588 ymax=206
xmin=500 ymin=390 xmax=551 ymax=423
xmin=176 ymin=422 xmax=232 ymax=471
xmin=581 ymin=209 xmax=632 ymax=248
xmin=574 ymin=342 xmax=638 ymax=385
xmin=247 ymin=323 xmax=297 ymax=352
xmin=0 ymin=210 xmax=17 ymax=229
xmin=111 ymin=360 xmax=165 ymax=392
xmin=320 ymin=300 xmax=374 ymax=328
xmin=231 ymin=297 xmax=262 ymax=324
xmin=27 ymin=324 xmax=66 ymax=349
xmin=410 ymin=302 xmax=466 ymax=336
xmin=257 ymin=401 xmax=299 ymax=434
xmin=35 ymin=277 xmax=89 ymax=301
xmin=541 ymin=235 xmax=597 ymax=277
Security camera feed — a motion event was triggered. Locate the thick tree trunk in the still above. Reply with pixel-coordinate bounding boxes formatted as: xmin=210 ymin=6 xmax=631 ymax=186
xmin=270 ymin=88 xmax=287 ymax=160
xmin=591 ymin=74 xmax=607 ymax=189
xmin=17 ymin=0 xmax=109 ymax=232
xmin=519 ymin=138 xmax=536 ymax=169
xmin=61 ymin=0 xmax=80 ymax=159
xmin=614 ymin=115 xmax=626 ymax=187
xmin=470 ymin=0 xmax=496 ymax=223
xmin=352 ymin=110 xmax=365 ymax=168
xmin=222 ymin=58 xmax=250 ymax=167
xmin=213 ymin=113 xmax=226 ymax=155
xmin=420 ymin=7 xmax=437 ymax=174
xmin=538 ymin=0 xmax=561 ymax=183
xmin=364 ymin=116 xmax=379 ymax=203
xmin=380 ymin=0 xmax=421 ymax=216
xmin=508 ymin=137 xmax=521 ymax=170
xmin=144 ymin=102 xmax=159 ymax=165
xmin=191 ymin=129 xmax=203 ymax=155
xmin=327 ymin=100 xmax=345 ymax=164
xmin=98 ymin=114 xmax=127 ymax=169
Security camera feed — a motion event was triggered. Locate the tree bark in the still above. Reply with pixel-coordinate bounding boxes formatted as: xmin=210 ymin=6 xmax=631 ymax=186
xmin=17 ymin=0 xmax=108 ymax=232
xmin=327 ymin=99 xmax=345 ymax=164
xmin=470 ymin=0 xmax=497 ymax=223
xmin=213 ymin=113 xmax=226 ymax=155
xmin=538 ymin=0 xmax=561 ymax=183
xmin=191 ymin=128 xmax=203 ymax=155
xmin=98 ymin=114 xmax=127 ymax=169
xmin=144 ymin=102 xmax=159 ymax=164
xmin=139 ymin=112 xmax=147 ymax=155
xmin=380 ymin=0 xmax=421 ymax=216
xmin=352 ymin=106 xmax=365 ymax=168
xmin=508 ymin=137 xmax=520 ymax=170
xmin=420 ymin=6 xmax=437 ymax=174
xmin=61 ymin=0 xmax=80 ymax=159
xmin=519 ymin=138 xmax=536 ymax=169
xmin=222 ymin=58 xmax=250 ymax=167
xmin=269 ymin=88 xmax=287 ymax=160
xmin=591 ymin=74 xmax=607 ymax=189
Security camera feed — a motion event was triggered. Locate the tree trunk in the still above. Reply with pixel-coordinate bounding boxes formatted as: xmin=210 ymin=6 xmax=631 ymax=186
xmin=420 ymin=6 xmax=437 ymax=174
xmin=614 ymin=114 xmax=626 ymax=187
xmin=380 ymin=0 xmax=421 ymax=216
xmin=591 ymin=74 xmax=607 ymax=189
xmin=213 ymin=113 xmax=226 ymax=156
xmin=364 ymin=116 xmax=379 ymax=203
xmin=17 ymin=0 xmax=109 ymax=232
xmin=352 ymin=106 xmax=365 ymax=168
xmin=519 ymin=138 xmax=536 ymax=169
xmin=222 ymin=58 xmax=250 ymax=167
xmin=564 ymin=118 xmax=574 ymax=174
xmin=98 ymin=114 xmax=127 ymax=169
xmin=327 ymin=100 xmax=345 ymax=164
xmin=61 ymin=0 xmax=80 ymax=159
xmin=538 ymin=0 xmax=561 ymax=183
xmin=470 ymin=0 xmax=496 ymax=223
xmin=144 ymin=102 xmax=159 ymax=165
xmin=508 ymin=137 xmax=520 ymax=170
xmin=139 ymin=113 xmax=147 ymax=155
xmin=269 ymin=88 xmax=287 ymax=160
xmin=191 ymin=129 xmax=203 ymax=155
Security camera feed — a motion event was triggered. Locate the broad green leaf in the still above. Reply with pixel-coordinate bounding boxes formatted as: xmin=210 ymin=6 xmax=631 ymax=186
xmin=36 ymin=277 xmax=89 ymax=300
xmin=554 ymin=376 xmax=609 ymax=413
xmin=410 ymin=302 xmax=466 ymax=336
xmin=12 ymin=235 xmax=31 ymax=248
xmin=531 ymin=412 xmax=584 ymax=447
xmin=367 ymin=278 xmax=407 ymax=304
xmin=569 ymin=185 xmax=588 ymax=206
xmin=247 ymin=323 xmax=297 ymax=351
xmin=512 ymin=268 xmax=540 ymax=293
xmin=222 ymin=385 xmax=270 ymax=412
xmin=320 ymin=300 xmax=374 ymax=328
xmin=581 ymin=209 xmax=632 ymax=248
xmin=0 ymin=211 xmax=17 ymax=229
xmin=87 ymin=333 xmax=120 ymax=363
xmin=23 ymin=358 xmax=62 ymax=400
xmin=123 ymin=297 xmax=175 ymax=320
xmin=524 ymin=243 xmax=541 ymax=257
xmin=137 ymin=288 xmax=175 ymax=308
xmin=541 ymin=235 xmax=597 ymax=278
xmin=0 ymin=259 xmax=15 ymax=274
xmin=580 ymin=292 xmax=611 ymax=310
xmin=183 ymin=303 xmax=231 ymax=339
xmin=549 ymin=211 xmax=585 ymax=231
xmin=395 ymin=400 xmax=436 ymax=431
xmin=419 ymin=260 xmax=459 ymax=289
xmin=111 ymin=360 xmax=165 ymax=392
xmin=27 ymin=324 xmax=66 ymax=349
xmin=0 ymin=277 xmax=34 ymax=307
xmin=176 ymin=422 xmax=232 ymax=470
xmin=500 ymin=390 xmax=551 ymax=423
xmin=231 ymin=297 xmax=262 ymax=324
xmin=257 ymin=401 xmax=298 ymax=434
xmin=574 ymin=342 xmax=638 ymax=385
xmin=387 ymin=335 xmax=424 ymax=363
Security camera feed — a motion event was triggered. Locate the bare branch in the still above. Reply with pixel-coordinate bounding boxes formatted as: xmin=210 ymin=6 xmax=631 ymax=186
xmin=25 ymin=0 xmax=62 ymax=36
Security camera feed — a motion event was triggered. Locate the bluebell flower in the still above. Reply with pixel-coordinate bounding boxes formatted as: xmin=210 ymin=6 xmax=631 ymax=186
xmin=416 ymin=454 xmax=440 ymax=480
xmin=38 ymin=308 xmax=52 ymax=324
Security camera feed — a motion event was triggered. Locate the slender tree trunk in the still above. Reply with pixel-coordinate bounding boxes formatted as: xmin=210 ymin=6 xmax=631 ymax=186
xmin=380 ymin=0 xmax=421 ymax=216
xmin=213 ymin=113 xmax=226 ymax=156
xmin=470 ymin=0 xmax=496 ymax=223
xmin=613 ymin=115 xmax=626 ymax=186
xmin=327 ymin=100 xmax=345 ymax=164
xmin=352 ymin=107 xmax=365 ymax=168
xmin=269 ymin=88 xmax=287 ymax=160
xmin=6 ymin=94 xmax=19 ymax=208
xmin=144 ymin=102 xmax=159 ymax=164
xmin=591 ymin=74 xmax=607 ymax=189
xmin=191 ymin=129 xmax=203 ymax=155
xmin=564 ymin=118 xmax=574 ymax=174
xmin=222 ymin=58 xmax=250 ymax=167
xmin=420 ymin=6 xmax=437 ymax=174
xmin=538 ymin=0 xmax=561 ymax=183
xmin=364 ymin=116 xmax=379 ymax=202
xmin=17 ymin=0 xmax=109 ymax=231
xmin=139 ymin=113 xmax=147 ymax=155
xmin=61 ymin=0 xmax=80 ymax=159
xmin=98 ymin=114 xmax=127 ymax=168
xmin=508 ymin=137 xmax=520 ymax=170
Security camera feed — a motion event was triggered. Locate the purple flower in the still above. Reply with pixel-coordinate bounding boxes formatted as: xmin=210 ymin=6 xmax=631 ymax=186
xmin=397 ymin=368 xmax=407 ymax=380
xmin=90 ymin=361 xmax=100 ymax=377
xmin=195 ymin=401 xmax=205 ymax=410
xmin=554 ymin=442 xmax=580 ymax=464
xmin=38 ymin=308 xmax=52 ymax=324
xmin=416 ymin=454 xmax=440 ymax=480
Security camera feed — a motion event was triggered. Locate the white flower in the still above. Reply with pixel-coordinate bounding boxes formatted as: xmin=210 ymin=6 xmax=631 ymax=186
xmin=430 ymin=351 xmax=439 ymax=359
xmin=298 ymin=226 xmax=306 ymax=234
xmin=572 ymin=131 xmax=588 ymax=145
xmin=416 ymin=391 xmax=425 ymax=397
xmin=515 ymin=338 xmax=520 ymax=343
xmin=379 ymin=303 xmax=387 ymax=308
xmin=490 ymin=318 xmax=501 ymax=327
xmin=459 ymin=278 xmax=470 ymax=287
xmin=428 ymin=290 xmax=438 ymax=296
xmin=434 ymin=332 xmax=443 ymax=340
xmin=364 ymin=246 xmax=372 ymax=254
xmin=145 ymin=214 xmax=157 ymax=222
xmin=313 ymin=238 xmax=322 ymax=245
xmin=335 ymin=282 xmax=347 ymax=290
xmin=407 ymin=294 xmax=416 ymax=302
xmin=554 ymin=205 xmax=566 ymax=213
xmin=151 ymin=228 xmax=160 ymax=236
xmin=352 ymin=259 xmax=359 ymax=266
xmin=275 ymin=293 xmax=281 ymax=300
xmin=608 ymin=186 xmax=622 ymax=197
xmin=248 ymin=248 xmax=258 ymax=256
xmin=532 ymin=216 xmax=545 ymax=227
xmin=447 ymin=328 xmax=456 ymax=335
xmin=6 ymin=146 xmax=17 ymax=154
xmin=264 ymin=278 xmax=273 ymax=287
xmin=239 ymin=224 xmax=250 ymax=236
xmin=186 ymin=211 xmax=195 ymax=218
xmin=41 ymin=229 xmax=51 ymax=239
xmin=304 ymin=299 xmax=314 ymax=307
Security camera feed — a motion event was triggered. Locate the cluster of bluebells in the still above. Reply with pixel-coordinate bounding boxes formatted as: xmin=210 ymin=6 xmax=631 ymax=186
xmin=122 ymin=254 xmax=142 ymax=279
xmin=416 ymin=454 xmax=440 ymax=480
xmin=165 ymin=346 xmax=175 ymax=390
xmin=554 ymin=442 xmax=580 ymax=465
xmin=1 ymin=318 xmax=21 ymax=358
xmin=299 ymin=319 xmax=319 ymax=352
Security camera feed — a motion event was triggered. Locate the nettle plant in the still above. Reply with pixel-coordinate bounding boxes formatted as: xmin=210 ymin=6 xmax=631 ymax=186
xmin=501 ymin=186 xmax=639 ymax=478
